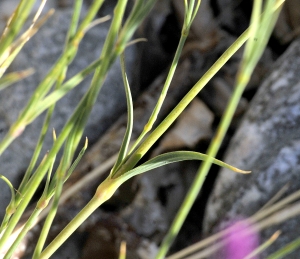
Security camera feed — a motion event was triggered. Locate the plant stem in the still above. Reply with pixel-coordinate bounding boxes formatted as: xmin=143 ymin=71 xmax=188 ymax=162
xmin=0 ymin=117 xmax=75 ymax=251
xmin=0 ymin=0 xmax=105 ymax=156
xmin=129 ymin=32 xmax=188 ymax=154
xmin=39 ymin=177 xmax=122 ymax=259
xmin=0 ymin=0 xmax=36 ymax=56
xmin=33 ymin=172 xmax=64 ymax=259
xmin=155 ymin=71 xmax=250 ymax=259
xmin=3 ymin=203 xmax=49 ymax=259
xmin=117 ymin=27 xmax=251 ymax=177
xmin=129 ymin=1 xmax=200 ymax=154
xmin=155 ymin=2 xmax=283 ymax=256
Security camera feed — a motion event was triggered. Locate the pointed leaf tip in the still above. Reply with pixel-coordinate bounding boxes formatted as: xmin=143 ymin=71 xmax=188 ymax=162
xmin=52 ymin=128 xmax=56 ymax=141
xmin=233 ymin=168 xmax=251 ymax=174
xmin=84 ymin=137 xmax=88 ymax=149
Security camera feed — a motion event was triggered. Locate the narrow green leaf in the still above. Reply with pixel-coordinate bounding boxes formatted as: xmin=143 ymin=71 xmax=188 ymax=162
xmin=0 ymin=175 xmax=16 ymax=233
xmin=244 ymin=230 xmax=280 ymax=259
xmin=111 ymin=53 xmax=133 ymax=175
xmin=117 ymin=0 xmax=156 ymax=53
xmin=33 ymin=137 xmax=87 ymax=259
xmin=0 ymin=0 xmax=36 ymax=58
xmin=26 ymin=58 xmax=102 ymax=124
xmin=155 ymin=2 xmax=284 ymax=258
xmin=243 ymin=0 xmax=261 ymax=61
xmin=0 ymin=9 xmax=54 ymax=77
xmin=267 ymin=236 xmax=300 ymax=259
xmin=190 ymin=0 xmax=201 ymax=25
xmin=0 ymin=175 xmax=15 ymax=203
xmin=0 ymin=68 xmax=34 ymax=91
xmin=113 ymin=151 xmax=250 ymax=180
xmin=64 ymin=137 xmax=88 ymax=181
xmin=129 ymin=0 xmax=200 ymax=154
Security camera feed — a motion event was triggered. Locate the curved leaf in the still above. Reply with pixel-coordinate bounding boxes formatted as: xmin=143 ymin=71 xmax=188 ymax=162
xmin=111 ymin=52 xmax=133 ymax=175
xmin=0 ymin=174 xmax=16 ymax=233
xmin=113 ymin=151 xmax=250 ymax=180
xmin=0 ymin=175 xmax=15 ymax=205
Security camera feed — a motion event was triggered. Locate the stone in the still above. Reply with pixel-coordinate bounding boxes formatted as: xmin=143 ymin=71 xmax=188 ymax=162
xmin=151 ymin=98 xmax=213 ymax=157
xmin=203 ymin=37 xmax=300 ymax=257
xmin=0 ymin=3 xmax=134 ymax=217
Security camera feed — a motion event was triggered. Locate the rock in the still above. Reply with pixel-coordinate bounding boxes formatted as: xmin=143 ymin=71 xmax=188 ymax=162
xmin=203 ymin=37 xmax=300 ymax=257
xmin=118 ymin=159 xmax=201 ymax=252
xmin=151 ymin=98 xmax=213 ymax=157
xmin=0 ymin=3 xmax=134 ymax=217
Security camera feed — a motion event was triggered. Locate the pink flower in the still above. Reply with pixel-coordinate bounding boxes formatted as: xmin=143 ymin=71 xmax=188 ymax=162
xmin=223 ymin=220 xmax=259 ymax=259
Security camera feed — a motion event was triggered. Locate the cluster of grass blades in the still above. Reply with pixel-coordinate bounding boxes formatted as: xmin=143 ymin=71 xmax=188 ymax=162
xmin=1 ymin=0 xmax=296 ymax=258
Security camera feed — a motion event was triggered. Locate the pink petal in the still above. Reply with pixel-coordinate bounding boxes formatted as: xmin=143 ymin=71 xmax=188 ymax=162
xmin=223 ymin=220 xmax=259 ymax=259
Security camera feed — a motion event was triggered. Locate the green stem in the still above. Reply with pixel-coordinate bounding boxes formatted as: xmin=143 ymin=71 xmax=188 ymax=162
xmin=16 ymin=103 xmax=55 ymax=201
xmin=0 ymin=112 xmax=77 ymax=251
xmin=15 ymin=10 xmax=87 ymax=199
xmin=155 ymin=72 xmax=250 ymax=258
xmin=129 ymin=1 xmax=200 ymax=154
xmin=0 ymin=0 xmax=104 ymax=156
xmin=0 ymin=175 xmax=16 ymax=233
xmin=129 ymin=33 xmax=188 ymax=154
xmin=39 ymin=177 xmax=122 ymax=259
xmin=33 ymin=170 xmax=65 ymax=259
xmin=0 ymin=0 xmax=36 ymax=56
xmin=117 ymin=26 xmax=251 ymax=177
xmin=155 ymin=2 xmax=283 ymax=255
xmin=3 ymin=203 xmax=48 ymax=259
xmin=37 ymin=0 xmax=129 ymax=255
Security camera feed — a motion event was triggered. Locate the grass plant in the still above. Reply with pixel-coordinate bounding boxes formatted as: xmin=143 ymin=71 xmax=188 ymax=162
xmin=0 ymin=0 xmax=292 ymax=258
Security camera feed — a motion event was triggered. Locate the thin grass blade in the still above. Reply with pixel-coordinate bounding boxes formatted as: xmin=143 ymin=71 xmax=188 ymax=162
xmin=0 ymin=0 xmax=36 ymax=56
xmin=111 ymin=53 xmax=134 ymax=175
xmin=266 ymin=236 xmax=300 ymax=259
xmin=0 ymin=69 xmax=34 ymax=91
xmin=29 ymin=58 xmax=103 ymax=123
xmin=0 ymin=9 xmax=54 ymax=77
xmin=0 ymin=175 xmax=16 ymax=233
xmin=114 ymin=151 xmax=250 ymax=180
xmin=129 ymin=0 xmax=200 ymax=154
xmin=33 ymin=136 xmax=87 ymax=259
xmin=155 ymin=1 xmax=284 ymax=258
xmin=64 ymin=137 xmax=88 ymax=182
xmin=244 ymin=231 xmax=281 ymax=259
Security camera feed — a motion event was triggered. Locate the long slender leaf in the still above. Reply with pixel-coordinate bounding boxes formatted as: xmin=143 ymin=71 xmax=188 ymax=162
xmin=3 ymin=154 xmax=56 ymax=259
xmin=0 ymin=175 xmax=16 ymax=233
xmin=111 ymin=53 xmax=134 ymax=175
xmin=113 ymin=151 xmax=250 ymax=180
xmin=28 ymin=57 xmax=103 ymax=123
xmin=0 ymin=9 xmax=54 ymax=77
xmin=267 ymin=237 xmax=300 ymax=259
xmin=0 ymin=0 xmax=36 ymax=57
xmin=33 ymin=137 xmax=87 ymax=259
xmin=129 ymin=0 xmax=200 ymax=154
xmin=155 ymin=1 xmax=284 ymax=257
xmin=17 ymin=0 xmax=85 ymax=200
xmin=244 ymin=231 xmax=280 ymax=259
xmin=0 ymin=69 xmax=34 ymax=91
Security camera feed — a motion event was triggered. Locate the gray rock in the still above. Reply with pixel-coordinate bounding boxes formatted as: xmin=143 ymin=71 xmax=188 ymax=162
xmin=0 ymin=4 xmax=134 ymax=217
xmin=204 ymin=37 xmax=300 ymax=257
